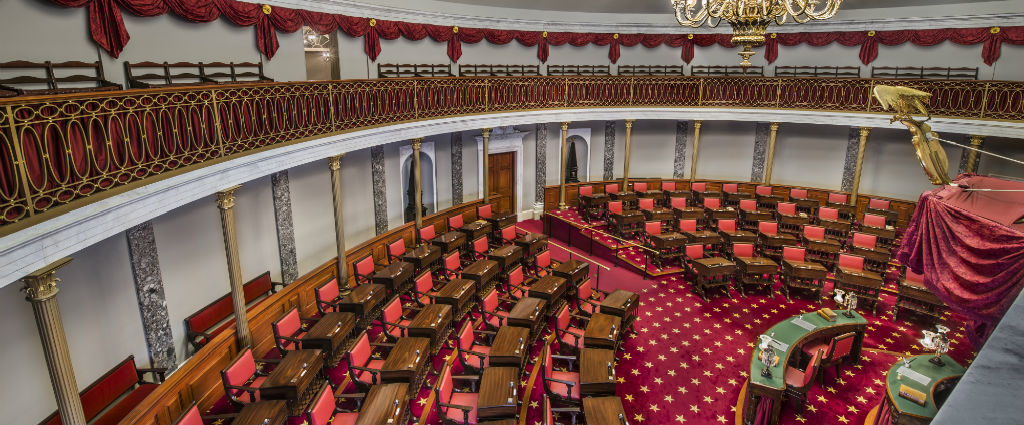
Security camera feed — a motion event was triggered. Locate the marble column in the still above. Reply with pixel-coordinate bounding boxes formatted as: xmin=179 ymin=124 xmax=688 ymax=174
xmin=481 ymin=128 xmax=492 ymax=199
xmin=125 ymin=222 xmax=177 ymax=370
xmin=216 ymin=185 xmax=251 ymax=348
xmin=558 ymin=122 xmax=570 ymax=209
xmin=412 ymin=139 xmax=424 ymax=227
xmin=270 ymin=171 xmax=298 ymax=283
xmin=451 ymin=132 xmax=464 ymax=205
xmin=328 ymin=154 xmax=349 ymax=291
xmin=603 ymin=121 xmax=616 ymax=180
xmin=689 ymin=120 xmax=703 ymax=183
xmin=763 ymin=123 xmax=780 ymax=184
xmin=22 ymin=258 xmax=86 ymax=425
xmin=958 ymin=135 xmax=986 ymax=174
xmin=534 ymin=124 xmax=548 ymax=212
xmin=370 ymin=145 xmax=388 ymax=235
xmin=751 ymin=122 xmax=771 ymax=182
xmin=840 ymin=127 xmax=861 ymax=192
xmin=673 ymin=121 xmax=689 ymax=179
xmin=850 ymin=127 xmax=871 ymax=204
xmin=622 ymin=120 xmax=635 ymax=187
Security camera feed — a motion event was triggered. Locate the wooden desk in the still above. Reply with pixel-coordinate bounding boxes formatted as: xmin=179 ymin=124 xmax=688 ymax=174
xmin=406 ymin=304 xmax=452 ymax=354
xmin=580 ymin=348 xmax=617 ymax=396
xmin=683 ymin=230 xmax=723 ymax=250
xmin=513 ymin=233 xmax=548 ymax=256
xmin=372 ymin=261 xmax=414 ymax=295
xmin=878 ymin=355 xmax=965 ymax=425
xmin=651 ymin=232 xmax=688 ymax=250
xmin=826 ymin=202 xmax=856 ymax=221
xmin=776 ymin=213 xmax=810 ymax=236
xmin=434 ymin=278 xmax=476 ymax=319
xmin=609 ymin=210 xmax=644 ymax=237
xmin=477 ymin=367 xmax=520 ymax=420
xmin=380 ymin=337 xmax=431 ymax=389
xmin=691 ymin=257 xmax=736 ymax=302
xmin=458 ymin=220 xmax=493 ymax=241
xmin=739 ymin=209 xmax=773 ymax=232
xmin=528 ymin=275 xmax=568 ymax=305
xmin=745 ymin=311 xmax=867 ymax=425
xmin=402 ymin=244 xmax=441 ymax=272
xmin=338 ymin=283 xmax=386 ymax=327
xmin=599 ymin=290 xmax=638 ymax=329
xmin=835 ymin=266 xmax=884 ymax=314
xmin=608 ymin=191 xmax=637 ymax=205
xmin=894 ymin=280 xmax=946 ymax=323
xmin=489 ymin=326 xmax=530 ymax=368
xmin=484 ymin=213 xmax=516 ymax=231
xmin=552 ymin=259 xmax=589 ymax=288
xmin=355 ymin=383 xmax=410 ymax=425
xmin=507 ymin=297 xmax=547 ymax=339
xmin=234 ymin=400 xmax=289 ymax=425
xmin=720 ymin=229 xmax=757 ymax=245
xmin=578 ymin=194 xmax=609 ymax=222
xmin=260 ymin=349 xmax=324 ymax=414
xmin=584 ymin=313 xmax=621 ymax=350
xmin=301 ymin=312 xmax=355 ymax=364
xmin=818 ymin=217 xmax=852 ymax=239
xmin=705 ymin=206 xmax=738 ymax=222
xmin=734 ymin=256 xmax=778 ymax=297
xmin=672 ymin=206 xmax=705 ymax=222
xmin=724 ymin=191 xmax=752 ymax=206
xmin=781 ymin=260 xmax=828 ymax=303
xmin=641 ymin=207 xmax=674 ymax=222
xmin=430 ymin=231 xmax=466 ymax=254
xmin=583 ymin=396 xmax=627 ymax=425
xmin=790 ymin=197 xmax=819 ymax=215
xmin=488 ymin=245 xmax=524 ymax=274
xmin=463 ymin=259 xmax=500 ymax=295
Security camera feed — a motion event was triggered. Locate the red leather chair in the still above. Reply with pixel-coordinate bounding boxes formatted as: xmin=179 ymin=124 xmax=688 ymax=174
xmin=554 ymin=304 xmax=586 ymax=355
xmin=722 ymin=182 xmax=742 ymax=207
xmin=850 ymin=232 xmax=889 ymax=274
xmin=478 ymin=204 xmax=493 ymax=219
xmin=757 ymin=221 xmax=791 ymax=261
xmin=575 ymin=277 xmax=607 ymax=316
xmin=306 ymin=383 xmax=359 ymax=425
xmin=784 ymin=348 xmax=822 ymax=411
xmin=500 ymin=225 xmax=517 ymax=246
xmin=801 ymin=332 xmax=857 ymax=384
xmin=817 ymin=206 xmax=852 ymax=241
xmin=738 ymin=198 xmax=770 ymax=232
xmin=419 ymin=224 xmax=437 ymax=245
xmin=682 ymin=243 xmax=704 ymax=277
xmin=272 ymin=307 xmax=311 ymax=353
xmin=802 ymin=225 xmax=838 ymax=269
xmin=755 ymin=184 xmax=779 ymax=210
xmin=670 ymin=196 xmax=703 ymax=223
xmin=605 ymin=183 xmax=619 ymax=194
xmin=449 ymin=214 xmax=464 ymax=230
xmin=375 ymin=296 xmax=412 ymax=342
xmin=440 ymin=251 xmax=463 ymax=281
xmin=578 ymin=185 xmax=593 ymax=196
xmin=479 ymin=287 xmax=511 ymax=331
xmin=387 ymin=238 xmax=408 ymax=263
xmin=407 ymin=270 xmax=439 ymax=307
xmin=541 ymin=345 xmax=582 ymax=406
xmin=643 ymin=220 xmax=661 ymax=247
xmin=455 ymin=320 xmax=492 ymax=375
xmin=346 ymin=331 xmax=385 ymax=392
xmin=315 ymin=278 xmax=342 ymax=315
xmin=775 ymin=201 xmax=807 ymax=237
xmin=471 ymin=236 xmax=489 ymax=260
xmin=828 ymin=192 xmax=848 ymax=205
xmin=220 ymin=349 xmax=267 ymax=407
xmin=633 ymin=181 xmax=648 ymax=192
xmin=862 ymin=213 xmax=887 ymax=230
xmin=531 ymin=249 xmax=553 ymax=277
xmin=505 ymin=265 xmax=531 ymax=300
xmin=835 ymin=253 xmax=882 ymax=314
xmin=868 ymin=198 xmax=890 ymax=210
xmin=434 ymin=363 xmax=483 ymax=425
xmin=781 ymin=246 xmax=826 ymax=303
xmin=352 ymin=254 xmax=377 ymax=285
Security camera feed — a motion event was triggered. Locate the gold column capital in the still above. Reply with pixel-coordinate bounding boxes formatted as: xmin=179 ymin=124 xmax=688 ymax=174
xmin=21 ymin=258 xmax=72 ymax=302
xmin=769 ymin=122 xmax=780 ymax=131
xmin=215 ymin=185 xmax=241 ymax=210
xmin=625 ymin=119 xmax=635 ymax=128
xmin=560 ymin=122 xmax=570 ymax=131
xmin=694 ymin=120 xmax=703 ymax=129
xmin=969 ymin=135 xmax=985 ymax=146
xmin=481 ymin=128 xmax=492 ymax=137
xmin=328 ymin=154 xmax=345 ymax=171
xmin=859 ymin=127 xmax=872 ymax=138
xmin=411 ymin=137 xmax=423 ymax=150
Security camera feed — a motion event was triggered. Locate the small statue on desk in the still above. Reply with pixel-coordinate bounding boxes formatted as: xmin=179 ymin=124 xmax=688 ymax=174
xmin=758 ymin=334 xmax=779 ymax=378
xmin=833 ymin=289 xmax=857 ymax=318
xmin=920 ymin=324 xmax=951 ymax=367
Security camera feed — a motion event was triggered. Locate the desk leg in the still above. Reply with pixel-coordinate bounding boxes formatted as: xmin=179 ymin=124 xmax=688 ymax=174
xmin=852 ymin=327 xmax=866 ymax=365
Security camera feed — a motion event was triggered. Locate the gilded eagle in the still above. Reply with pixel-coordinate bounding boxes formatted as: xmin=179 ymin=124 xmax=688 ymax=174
xmin=873 ymin=85 xmax=952 ymax=185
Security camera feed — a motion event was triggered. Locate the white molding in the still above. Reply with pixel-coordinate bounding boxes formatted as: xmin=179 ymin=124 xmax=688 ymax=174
xmin=2 ymin=106 xmax=1022 ymax=288
xmin=265 ymin=0 xmax=1024 ymax=34
xmin=476 ymin=127 xmax=527 ymax=218
xmin=399 ymin=141 xmax=438 ymax=215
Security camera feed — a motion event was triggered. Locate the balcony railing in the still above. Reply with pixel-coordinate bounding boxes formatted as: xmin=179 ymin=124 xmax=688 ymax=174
xmin=1 ymin=75 xmax=1021 ymax=234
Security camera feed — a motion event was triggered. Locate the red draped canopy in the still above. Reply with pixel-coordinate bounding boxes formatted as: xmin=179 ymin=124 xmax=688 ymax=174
xmin=45 ymin=0 xmax=1024 ymax=65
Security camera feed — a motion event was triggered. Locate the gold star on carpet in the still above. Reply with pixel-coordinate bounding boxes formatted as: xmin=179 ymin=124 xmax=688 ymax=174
xmin=677 ymin=386 xmax=688 ymax=393
xmin=865 ymin=387 xmax=877 ymax=395
xmin=634 ymin=414 xmax=645 ymax=422
xmin=676 ymin=414 xmax=687 ymax=423
xmin=654 ymin=377 xmax=664 ymax=384
xmin=417 ymin=397 xmax=429 ymax=406
xmin=817 ymin=395 xmax=828 ymax=403
xmin=714 ymin=363 xmax=724 ymax=369
xmin=623 ymin=353 xmax=632 ymax=360
xmin=873 ymin=378 xmax=883 ymax=385
xmin=690 ymin=405 xmax=699 ymax=413
xmin=640 ymin=385 xmax=651 ymax=393
xmin=826 ymin=386 xmax=838 ymax=394
xmin=664 ymin=394 xmax=675 ymax=403
xmin=717 ymin=415 xmax=728 ymax=423
xmin=715 ymin=386 xmax=726 ymax=394
xmin=703 ymin=395 xmax=713 ymax=404
xmin=848 ymin=405 xmax=860 ymax=413
xmin=625 ymin=394 xmax=635 ymax=402
xmin=667 ymin=369 xmax=677 ymax=377
xmin=856 ymin=395 xmax=869 ymax=404
xmin=530 ymin=400 xmax=539 ymax=408
xmin=728 ymin=378 xmax=738 ymax=385
xmin=837 ymin=415 xmax=850 ymax=424
xmin=632 ymin=369 xmax=640 ymax=375
xmin=637 ymin=346 xmax=646 ymax=352
xmin=650 ymin=404 xmax=660 ymax=412
xmin=807 ymin=404 xmax=818 ymax=413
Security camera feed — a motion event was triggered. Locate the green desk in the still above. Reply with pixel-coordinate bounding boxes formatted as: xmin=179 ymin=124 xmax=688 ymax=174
xmin=875 ymin=355 xmax=965 ymax=425
xmin=744 ymin=311 xmax=868 ymax=425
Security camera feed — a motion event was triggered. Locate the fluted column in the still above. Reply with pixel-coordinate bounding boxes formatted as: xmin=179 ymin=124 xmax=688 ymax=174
xmin=412 ymin=138 xmax=424 ymax=228
xmin=328 ymin=154 xmax=349 ymax=293
xmin=850 ymin=127 xmax=871 ymax=205
xmin=689 ymin=120 xmax=703 ymax=183
xmin=763 ymin=122 xmax=780 ymax=184
xmin=965 ymin=135 xmax=985 ymax=173
xmin=22 ymin=258 xmax=86 ymax=425
xmin=216 ymin=185 xmax=251 ymax=348
xmin=481 ymin=128 xmax=491 ymax=200
xmin=622 ymin=119 xmax=635 ymax=187
xmin=558 ymin=122 xmax=570 ymax=209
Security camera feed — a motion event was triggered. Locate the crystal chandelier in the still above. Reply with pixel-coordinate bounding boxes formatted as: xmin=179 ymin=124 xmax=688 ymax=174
xmin=670 ymin=0 xmax=844 ymax=67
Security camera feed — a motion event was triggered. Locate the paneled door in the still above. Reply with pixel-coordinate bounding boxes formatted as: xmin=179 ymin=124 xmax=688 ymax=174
xmin=488 ymin=152 xmax=516 ymax=215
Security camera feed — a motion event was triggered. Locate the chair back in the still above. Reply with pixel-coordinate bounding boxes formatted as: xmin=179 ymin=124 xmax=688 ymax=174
xmin=605 ymin=183 xmax=619 ymax=194
xmin=478 ymin=204 xmax=493 ymax=219
xmin=172 ymin=404 xmax=203 ymax=425
xmin=723 ymin=183 xmax=738 ymax=193
xmin=354 ymin=255 xmax=375 ymax=277
xmin=634 ymin=182 xmax=648 ymax=192
xmin=543 ymin=394 xmax=553 ymax=425
xmin=662 ymin=181 xmax=676 ymax=191
xmin=556 ymin=304 xmax=571 ymax=330
xmin=869 ymin=198 xmax=891 ymax=210
xmin=692 ymin=182 xmax=707 ymax=192
xmin=802 ymin=349 xmax=823 ymax=388
xmin=790 ymin=188 xmax=808 ymax=199
xmin=482 ymin=288 xmax=499 ymax=312
xmin=543 ymin=346 xmax=554 ymax=377
xmin=579 ymin=185 xmax=593 ymax=196
xmin=679 ymin=219 xmax=697 ymax=232
xmin=670 ymin=197 xmax=686 ymax=209
xmin=473 ymin=236 xmax=489 ymax=254
xmin=803 ymin=225 xmax=825 ymax=241
xmin=577 ymin=278 xmax=592 ymax=301
xmin=388 ymin=238 xmax=406 ymax=258
xmin=382 ymin=297 xmax=403 ymax=323
xmin=315 ymin=278 xmax=340 ymax=314
xmin=509 ymin=265 xmax=524 ymax=288
xmin=852 ymin=232 xmax=877 ymax=249
xmin=819 ymin=207 xmax=839 ymax=221
xmin=863 ymin=214 xmax=886 ymax=228
xmin=830 ymin=332 xmax=857 ymax=361
xmin=905 ymin=269 xmax=925 ymax=284
xmin=444 ymin=252 xmax=461 ymax=273
xmin=838 ymin=254 xmax=864 ymax=270
xmin=419 ymin=225 xmax=436 ymax=241
xmin=758 ymin=221 xmax=778 ymax=235
xmin=718 ymin=219 xmax=736 ymax=233
xmin=501 ymin=225 xmax=516 ymax=242
xmin=436 ymin=364 xmax=455 ymax=407
xmin=828 ymin=193 xmax=848 ymax=204
xmin=415 ymin=271 xmax=434 ymax=294
xmin=449 ymin=214 xmax=464 ymax=229
xmin=608 ymin=201 xmax=623 ymax=214
xmin=782 ymin=246 xmax=805 ymax=262
xmin=734 ymin=243 xmax=754 ymax=258
xmin=457 ymin=320 xmax=474 ymax=350
xmin=308 ymin=384 xmax=335 ymax=425
xmin=739 ymin=199 xmax=757 ymax=211
xmin=685 ymin=244 xmax=703 ymax=259
xmin=222 ymin=349 xmax=257 ymax=399
xmin=537 ymin=250 xmax=552 ymax=269
xmin=349 ymin=331 xmax=372 ymax=367
xmin=703 ymin=197 xmax=721 ymax=209
xmin=639 ymin=198 xmax=654 ymax=210
xmin=645 ymin=221 xmax=661 ymax=236
xmin=755 ymin=185 xmax=773 ymax=196
xmin=273 ymin=307 xmax=302 ymax=349
xmin=778 ymin=202 xmax=796 ymax=215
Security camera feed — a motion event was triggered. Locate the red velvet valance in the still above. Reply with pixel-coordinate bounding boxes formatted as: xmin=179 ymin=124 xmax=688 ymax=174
xmin=47 ymin=0 xmax=1024 ymax=65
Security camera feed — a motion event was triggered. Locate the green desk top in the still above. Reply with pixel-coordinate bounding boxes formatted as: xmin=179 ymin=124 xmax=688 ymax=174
xmin=749 ymin=310 xmax=868 ymax=391
xmin=885 ymin=354 xmax=965 ymax=419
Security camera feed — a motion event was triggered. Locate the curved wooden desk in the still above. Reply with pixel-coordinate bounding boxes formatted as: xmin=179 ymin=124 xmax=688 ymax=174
xmin=745 ymin=311 xmax=868 ymax=425
xmin=872 ymin=355 xmax=965 ymax=425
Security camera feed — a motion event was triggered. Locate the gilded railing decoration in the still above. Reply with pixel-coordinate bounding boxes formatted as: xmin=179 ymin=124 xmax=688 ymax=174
xmin=1 ymin=76 xmax=1022 ymax=233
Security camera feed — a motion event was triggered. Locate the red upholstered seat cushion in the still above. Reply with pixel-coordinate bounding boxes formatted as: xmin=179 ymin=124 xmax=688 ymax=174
xmin=783 ymin=247 xmax=805 ymax=262
xmin=864 ymin=214 xmax=886 ymax=228
xmin=804 ymin=226 xmax=826 ymax=241
xmin=463 ymin=345 xmax=491 ymax=369
xmin=174 ymin=405 xmax=204 ymax=425
xmin=450 ymin=214 xmax=464 ymax=229
xmin=718 ymin=219 xmax=736 ymax=233
xmin=679 ymin=219 xmax=697 ymax=232
xmin=446 ymin=392 xmax=480 ymax=424
xmin=778 ymin=202 xmax=796 ymax=215
xmin=81 ymin=359 xmax=142 ymax=420
xmin=733 ymin=243 xmax=754 ymax=258
xmin=548 ymin=371 xmax=581 ymax=400
xmin=558 ymin=327 xmax=585 ymax=348
xmin=420 ymin=225 xmax=436 ymax=241
xmin=838 ymin=254 xmax=864 ymax=271
xmin=279 ymin=331 xmax=307 ymax=350
xmin=354 ymin=359 xmax=385 ymax=385
xmin=486 ymin=311 xmax=508 ymax=329
xmin=784 ymin=366 xmax=806 ymax=387
xmin=93 ymin=383 xmax=159 ymax=425
xmin=645 ymin=221 xmax=661 ymax=235
xmin=852 ymin=233 xmax=877 ymax=249
xmin=801 ymin=340 xmax=828 ymax=356
xmin=330 ymin=413 xmax=359 ymax=425
xmin=819 ymin=207 xmax=839 ymax=221
xmin=310 ymin=384 xmax=336 ymax=425
xmin=389 ymin=239 xmax=406 ymax=257
xmin=355 ymin=255 xmax=376 ymax=277
xmin=579 ymin=302 xmax=597 ymax=315
xmin=759 ymin=221 xmax=778 ymax=235
xmin=868 ymin=198 xmax=890 ymax=210
xmin=685 ymin=245 xmax=703 ymax=260
xmin=608 ymin=201 xmax=623 ymax=214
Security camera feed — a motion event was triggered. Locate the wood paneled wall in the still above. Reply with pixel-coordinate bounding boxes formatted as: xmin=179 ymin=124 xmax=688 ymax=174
xmin=543 ymin=179 xmax=918 ymax=227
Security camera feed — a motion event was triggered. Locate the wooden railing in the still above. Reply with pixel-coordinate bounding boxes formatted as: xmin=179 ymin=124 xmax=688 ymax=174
xmin=2 ymin=75 xmax=1018 ymax=235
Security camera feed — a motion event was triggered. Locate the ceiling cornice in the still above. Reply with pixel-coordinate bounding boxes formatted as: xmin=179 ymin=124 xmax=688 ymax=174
xmin=265 ymin=0 xmax=1024 ymax=33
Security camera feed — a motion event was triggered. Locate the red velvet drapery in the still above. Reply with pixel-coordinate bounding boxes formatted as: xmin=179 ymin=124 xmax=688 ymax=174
xmin=45 ymin=0 xmax=1024 ymax=65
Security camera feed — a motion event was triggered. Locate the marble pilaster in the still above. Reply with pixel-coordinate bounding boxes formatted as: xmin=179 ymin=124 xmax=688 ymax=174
xmin=535 ymin=124 xmax=548 ymax=207
xmin=125 ymin=222 xmax=177 ymax=370
xmin=451 ymin=132 xmax=464 ymax=205
xmin=840 ymin=127 xmax=861 ymax=191
xmin=751 ymin=122 xmax=770 ymax=182
xmin=673 ymin=121 xmax=689 ymax=179
xmin=603 ymin=121 xmax=615 ymax=180
xmin=270 ymin=171 xmax=298 ymax=283
xmin=370 ymin=145 xmax=388 ymax=235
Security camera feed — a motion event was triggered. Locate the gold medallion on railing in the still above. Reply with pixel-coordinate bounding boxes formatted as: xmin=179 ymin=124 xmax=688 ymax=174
xmin=991 ymin=27 xmax=1001 ymax=34
xmin=687 ymin=34 xmax=694 ymax=39
xmin=369 ymin=18 xmax=376 ymax=27
xmin=867 ymin=30 xmax=875 ymax=37
xmin=613 ymin=33 xmax=619 ymax=39
xmin=261 ymin=4 xmax=271 ymax=14
xmin=542 ymin=31 xmax=548 ymax=38
xmin=770 ymin=33 xmax=777 ymax=39
xmin=452 ymin=26 xmax=459 ymax=34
